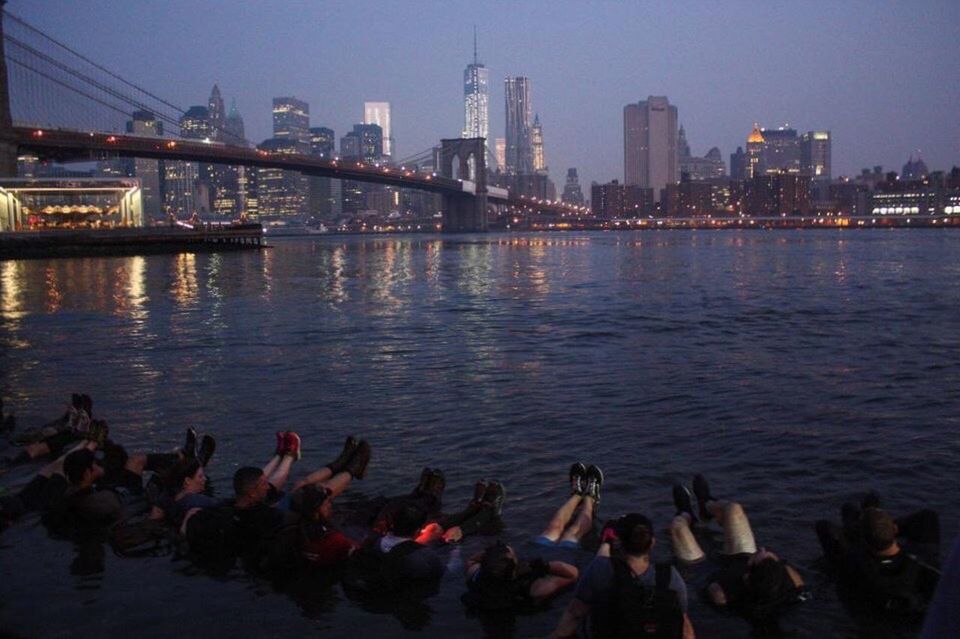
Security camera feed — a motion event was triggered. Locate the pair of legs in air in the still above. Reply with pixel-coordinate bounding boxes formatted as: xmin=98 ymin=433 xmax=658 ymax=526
xmin=535 ymin=463 xmax=603 ymax=548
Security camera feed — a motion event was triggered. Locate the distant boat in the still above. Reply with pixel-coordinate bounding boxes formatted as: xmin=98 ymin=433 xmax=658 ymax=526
xmin=263 ymin=222 xmax=329 ymax=237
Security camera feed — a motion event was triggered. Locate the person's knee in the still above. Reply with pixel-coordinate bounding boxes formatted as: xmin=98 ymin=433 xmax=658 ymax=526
xmin=671 ymin=514 xmax=692 ymax=534
xmin=724 ymin=501 xmax=746 ymax=522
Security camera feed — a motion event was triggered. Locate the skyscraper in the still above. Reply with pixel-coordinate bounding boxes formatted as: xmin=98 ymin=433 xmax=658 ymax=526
xmin=760 ymin=125 xmax=800 ymax=173
xmin=561 ymin=168 xmax=585 ymax=205
xmin=730 ymin=146 xmax=746 ymax=181
xmin=800 ymin=131 xmax=831 ymax=180
xmin=746 ymin=124 xmax=764 ymax=178
xmin=623 ymin=96 xmax=678 ymax=201
xmin=126 ymin=110 xmax=163 ymax=220
xmin=462 ymin=30 xmax=489 ymax=147
xmin=272 ymin=97 xmax=310 ymax=147
xmin=364 ymin=102 xmax=392 ymax=157
xmin=531 ymin=114 xmax=546 ymax=174
xmin=504 ymin=76 xmax=533 ymax=174
xmin=494 ymin=138 xmax=506 ymax=171
xmin=175 ymin=105 xmax=211 ymax=215
xmin=211 ymin=99 xmax=245 ymax=216
xmin=309 ymin=127 xmax=337 ymax=220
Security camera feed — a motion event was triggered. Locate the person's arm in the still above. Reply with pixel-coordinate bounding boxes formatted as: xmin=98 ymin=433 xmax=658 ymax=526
xmin=530 ymin=562 xmax=579 ymax=602
xmin=682 ymin=613 xmax=696 ymax=639
xmin=785 ymin=563 xmax=804 ymax=588
xmin=550 ymin=598 xmax=590 ymax=638
xmin=465 ymin=550 xmax=484 ymax=577
xmin=706 ymin=581 xmax=728 ymax=606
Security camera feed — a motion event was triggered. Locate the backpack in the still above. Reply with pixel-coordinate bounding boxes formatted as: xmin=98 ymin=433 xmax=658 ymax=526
xmin=602 ymin=559 xmax=684 ymax=639
xmin=184 ymin=505 xmax=240 ymax=572
xmin=854 ymin=550 xmax=931 ymax=615
xmin=342 ymin=537 xmax=430 ymax=596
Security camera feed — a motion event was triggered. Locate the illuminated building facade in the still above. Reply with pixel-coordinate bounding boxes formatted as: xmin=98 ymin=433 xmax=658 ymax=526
xmin=364 ymin=102 xmax=392 ymax=158
xmin=272 ymin=97 xmax=310 ymax=147
xmin=531 ymin=114 xmax=546 ymax=173
xmin=258 ymin=97 xmax=310 ymax=217
xmin=801 ymin=131 xmax=831 ymax=180
xmin=126 ymin=110 xmax=163 ymax=221
xmin=308 ymin=126 xmax=338 ymax=220
xmin=561 ymin=168 xmax=584 ymax=206
xmin=760 ymin=125 xmax=801 ymax=173
xmin=494 ymin=138 xmax=506 ymax=171
xmin=746 ymin=124 xmax=764 ymax=178
xmin=623 ymin=96 xmax=678 ymax=202
xmin=462 ymin=36 xmax=489 ymax=148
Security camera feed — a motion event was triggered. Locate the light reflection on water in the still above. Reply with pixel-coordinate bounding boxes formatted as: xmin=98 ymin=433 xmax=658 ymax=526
xmin=0 ymin=231 xmax=959 ymax=638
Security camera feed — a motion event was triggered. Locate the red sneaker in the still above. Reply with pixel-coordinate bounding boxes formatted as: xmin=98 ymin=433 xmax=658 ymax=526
xmin=275 ymin=431 xmax=287 ymax=456
xmin=285 ymin=431 xmax=302 ymax=460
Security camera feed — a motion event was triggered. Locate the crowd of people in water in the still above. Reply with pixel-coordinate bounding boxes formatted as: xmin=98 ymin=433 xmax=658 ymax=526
xmin=1 ymin=394 xmax=958 ymax=638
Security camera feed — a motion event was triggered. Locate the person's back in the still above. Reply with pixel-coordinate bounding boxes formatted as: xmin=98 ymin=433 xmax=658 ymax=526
xmin=603 ymin=558 xmax=684 ymax=639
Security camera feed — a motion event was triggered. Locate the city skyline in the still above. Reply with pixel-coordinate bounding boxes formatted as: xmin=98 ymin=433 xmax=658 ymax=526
xmin=12 ymin=0 xmax=960 ymax=189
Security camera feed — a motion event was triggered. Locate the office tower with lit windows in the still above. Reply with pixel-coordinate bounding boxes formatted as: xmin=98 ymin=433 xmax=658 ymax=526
xmin=561 ymin=168 xmax=585 ymax=205
xmin=760 ymin=125 xmax=800 ymax=173
xmin=730 ymin=146 xmax=746 ymax=181
xmin=623 ymin=96 xmax=678 ymax=202
xmin=463 ymin=33 xmax=489 ymax=148
xmin=166 ymin=105 xmax=211 ymax=217
xmin=126 ymin=110 xmax=163 ymax=220
xmin=504 ymin=76 xmax=533 ymax=174
xmin=531 ymin=114 xmax=546 ymax=174
xmin=801 ymin=131 xmax=831 ymax=180
xmin=272 ymin=97 xmax=310 ymax=147
xmin=309 ymin=127 xmax=338 ymax=220
xmin=258 ymin=96 xmax=310 ymax=216
xmin=364 ymin=102 xmax=392 ymax=158
xmin=746 ymin=124 xmax=765 ymax=178
xmin=494 ymin=138 xmax=506 ymax=171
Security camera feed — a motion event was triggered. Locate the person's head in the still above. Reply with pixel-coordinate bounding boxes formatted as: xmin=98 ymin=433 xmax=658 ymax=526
xmin=480 ymin=542 xmax=518 ymax=582
xmin=296 ymin=484 xmax=333 ymax=521
xmin=171 ymin=459 xmax=206 ymax=495
xmin=617 ymin=513 xmax=655 ymax=556
xmin=63 ymin=449 xmax=102 ymax=487
xmin=391 ymin=504 xmax=428 ymax=537
xmin=233 ymin=466 xmax=269 ymax=505
xmin=861 ymin=508 xmax=898 ymax=553
xmin=101 ymin=441 xmax=128 ymax=472
xmin=743 ymin=551 xmax=792 ymax=626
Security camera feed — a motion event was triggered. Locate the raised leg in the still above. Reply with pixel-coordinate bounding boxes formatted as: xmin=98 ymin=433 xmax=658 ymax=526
xmin=705 ymin=500 xmax=757 ymax=555
xmin=560 ymin=495 xmax=596 ymax=544
xmin=670 ymin=513 xmax=706 ymax=563
xmin=539 ymin=494 xmax=583 ymax=542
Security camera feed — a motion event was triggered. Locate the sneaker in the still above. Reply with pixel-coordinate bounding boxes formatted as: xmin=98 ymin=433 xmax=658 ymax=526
xmin=672 ymin=484 xmax=698 ymax=523
xmin=344 ymin=439 xmax=371 ymax=479
xmin=285 ymin=431 xmax=302 ymax=460
xmin=325 ymin=435 xmax=359 ymax=475
xmin=692 ymin=474 xmax=714 ymax=521
xmin=584 ymin=465 xmax=603 ymax=503
xmin=569 ymin=462 xmax=587 ymax=496
xmin=471 ymin=480 xmax=487 ymax=505
xmin=415 ymin=467 xmax=432 ymax=495
xmin=482 ymin=481 xmax=506 ymax=516
xmin=275 ymin=431 xmax=287 ymax=456
xmin=86 ymin=419 xmax=109 ymax=447
xmin=183 ymin=427 xmax=198 ymax=458
xmin=425 ymin=468 xmax=446 ymax=499
xmin=861 ymin=491 xmax=881 ymax=510
xmin=197 ymin=435 xmax=216 ymax=467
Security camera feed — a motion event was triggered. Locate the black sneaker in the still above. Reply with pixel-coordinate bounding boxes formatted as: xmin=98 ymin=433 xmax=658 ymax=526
xmin=692 ymin=474 xmax=714 ymax=521
xmin=482 ymin=481 xmax=506 ymax=516
xmin=415 ymin=467 xmax=432 ymax=495
xmin=183 ymin=428 xmax=198 ymax=458
xmin=861 ymin=491 xmax=881 ymax=510
xmin=569 ymin=462 xmax=587 ymax=496
xmin=426 ymin=468 xmax=446 ymax=498
xmin=197 ymin=435 xmax=216 ymax=467
xmin=584 ymin=465 xmax=603 ymax=503
xmin=673 ymin=484 xmax=698 ymax=523
xmin=471 ymin=480 xmax=487 ymax=505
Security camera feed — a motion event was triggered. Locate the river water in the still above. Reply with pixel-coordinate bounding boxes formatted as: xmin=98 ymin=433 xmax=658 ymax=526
xmin=1 ymin=230 xmax=958 ymax=638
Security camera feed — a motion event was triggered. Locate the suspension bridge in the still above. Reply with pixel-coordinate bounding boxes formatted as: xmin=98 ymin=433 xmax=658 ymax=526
xmin=0 ymin=2 xmax=585 ymax=233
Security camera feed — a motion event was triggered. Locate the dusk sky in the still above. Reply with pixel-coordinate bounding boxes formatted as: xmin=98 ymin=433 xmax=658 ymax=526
xmin=16 ymin=0 xmax=960 ymax=188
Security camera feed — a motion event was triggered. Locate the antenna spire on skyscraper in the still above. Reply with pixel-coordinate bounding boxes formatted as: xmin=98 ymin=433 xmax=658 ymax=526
xmin=473 ymin=25 xmax=478 ymax=65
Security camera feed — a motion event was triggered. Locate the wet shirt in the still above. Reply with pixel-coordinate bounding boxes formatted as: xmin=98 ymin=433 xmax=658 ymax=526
xmin=575 ymin=556 xmax=688 ymax=612
xmin=67 ymin=487 xmax=123 ymax=523
xmin=378 ymin=534 xmax=447 ymax=581
xmin=709 ymin=553 xmax=798 ymax=607
xmin=166 ymin=493 xmax=220 ymax=527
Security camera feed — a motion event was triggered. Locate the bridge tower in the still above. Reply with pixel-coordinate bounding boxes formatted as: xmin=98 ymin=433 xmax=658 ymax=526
xmin=440 ymin=137 xmax=487 ymax=232
xmin=0 ymin=1 xmax=17 ymax=178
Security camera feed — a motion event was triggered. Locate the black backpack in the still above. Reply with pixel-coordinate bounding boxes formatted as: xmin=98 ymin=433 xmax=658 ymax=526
xmin=183 ymin=505 xmax=240 ymax=572
xmin=601 ymin=559 xmax=684 ymax=639
xmin=343 ymin=537 xmax=429 ymax=595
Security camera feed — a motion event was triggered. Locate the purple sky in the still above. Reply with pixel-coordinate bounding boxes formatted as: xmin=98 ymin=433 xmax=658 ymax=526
xmin=16 ymin=0 xmax=960 ymax=188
